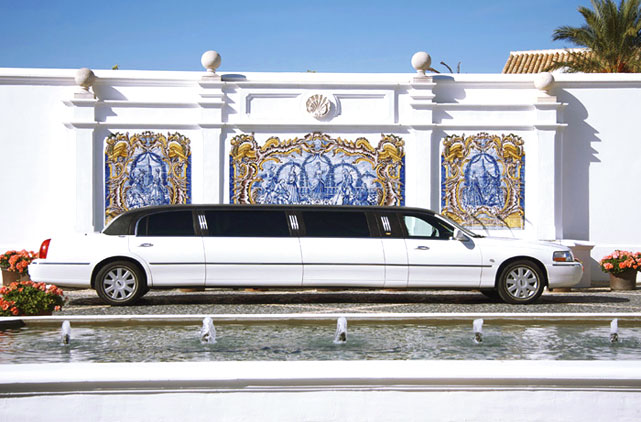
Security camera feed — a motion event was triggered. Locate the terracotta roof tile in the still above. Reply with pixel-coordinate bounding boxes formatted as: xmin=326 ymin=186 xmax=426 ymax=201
xmin=502 ymin=48 xmax=590 ymax=73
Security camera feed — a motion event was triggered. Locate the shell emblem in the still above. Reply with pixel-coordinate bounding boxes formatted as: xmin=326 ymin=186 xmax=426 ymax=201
xmin=306 ymin=94 xmax=331 ymax=119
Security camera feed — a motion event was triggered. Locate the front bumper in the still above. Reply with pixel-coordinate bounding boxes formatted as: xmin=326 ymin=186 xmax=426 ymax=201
xmin=546 ymin=261 xmax=583 ymax=288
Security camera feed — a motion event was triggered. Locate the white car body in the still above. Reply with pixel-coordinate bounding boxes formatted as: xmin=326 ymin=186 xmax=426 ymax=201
xmin=30 ymin=205 xmax=583 ymax=305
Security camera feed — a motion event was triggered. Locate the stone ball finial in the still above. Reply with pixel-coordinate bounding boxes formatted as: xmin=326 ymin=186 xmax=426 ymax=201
xmin=411 ymin=51 xmax=432 ymax=75
xmin=534 ymin=72 xmax=555 ymax=91
xmin=201 ymin=50 xmax=221 ymax=73
xmin=74 ymin=68 xmax=96 ymax=91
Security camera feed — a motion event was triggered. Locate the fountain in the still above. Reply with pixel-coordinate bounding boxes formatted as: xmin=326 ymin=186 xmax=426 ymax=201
xmin=610 ymin=318 xmax=619 ymax=343
xmin=334 ymin=316 xmax=347 ymax=344
xmin=60 ymin=320 xmax=70 ymax=345
xmin=1 ymin=313 xmax=641 ymax=421
xmin=473 ymin=318 xmax=483 ymax=343
xmin=200 ymin=316 xmax=216 ymax=344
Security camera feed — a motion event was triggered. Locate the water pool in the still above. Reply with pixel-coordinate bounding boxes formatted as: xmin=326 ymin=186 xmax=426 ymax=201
xmin=2 ymin=319 xmax=640 ymax=363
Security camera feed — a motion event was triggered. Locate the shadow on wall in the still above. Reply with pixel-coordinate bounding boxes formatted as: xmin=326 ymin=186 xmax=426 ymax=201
xmin=432 ymin=75 xmax=466 ymax=103
xmin=555 ymin=88 xmax=601 ymax=281
xmin=555 ymin=89 xmax=600 ymax=242
xmin=93 ymin=127 xmax=114 ymax=232
xmin=93 ymin=85 xmax=127 ymax=101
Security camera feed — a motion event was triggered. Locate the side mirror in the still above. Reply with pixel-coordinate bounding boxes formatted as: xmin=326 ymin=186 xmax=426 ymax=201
xmin=453 ymin=228 xmax=468 ymax=241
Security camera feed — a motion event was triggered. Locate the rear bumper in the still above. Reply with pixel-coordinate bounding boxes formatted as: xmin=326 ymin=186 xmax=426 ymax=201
xmin=546 ymin=262 xmax=583 ymax=288
xmin=29 ymin=260 xmax=93 ymax=289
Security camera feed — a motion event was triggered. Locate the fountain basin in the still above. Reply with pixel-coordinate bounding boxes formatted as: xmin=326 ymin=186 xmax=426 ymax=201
xmin=1 ymin=313 xmax=641 ymax=421
xmin=1 ymin=360 xmax=641 ymax=421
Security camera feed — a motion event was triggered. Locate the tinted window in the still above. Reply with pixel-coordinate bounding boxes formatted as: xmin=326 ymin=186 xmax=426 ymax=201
xmin=302 ymin=211 xmax=370 ymax=238
xmin=137 ymin=211 xmax=195 ymax=236
xmin=402 ymin=214 xmax=453 ymax=239
xmin=204 ymin=210 xmax=290 ymax=237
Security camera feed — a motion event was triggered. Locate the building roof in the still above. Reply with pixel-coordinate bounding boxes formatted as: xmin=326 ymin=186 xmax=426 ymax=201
xmin=502 ymin=48 xmax=591 ymax=74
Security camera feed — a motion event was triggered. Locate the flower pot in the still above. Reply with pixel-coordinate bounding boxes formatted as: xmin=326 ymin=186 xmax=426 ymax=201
xmin=1 ymin=269 xmax=29 ymax=286
xmin=609 ymin=270 xmax=637 ymax=291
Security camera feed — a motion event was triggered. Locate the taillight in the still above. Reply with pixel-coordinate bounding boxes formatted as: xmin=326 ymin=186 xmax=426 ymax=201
xmin=39 ymin=239 xmax=51 ymax=259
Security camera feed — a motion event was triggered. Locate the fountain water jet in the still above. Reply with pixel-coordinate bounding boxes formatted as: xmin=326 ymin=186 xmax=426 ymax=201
xmin=334 ymin=317 xmax=347 ymax=344
xmin=610 ymin=319 xmax=619 ymax=343
xmin=200 ymin=317 xmax=216 ymax=344
xmin=473 ymin=319 xmax=483 ymax=343
xmin=61 ymin=321 xmax=71 ymax=345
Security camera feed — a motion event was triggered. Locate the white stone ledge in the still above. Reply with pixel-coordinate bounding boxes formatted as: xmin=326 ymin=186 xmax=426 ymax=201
xmin=63 ymin=122 xmax=203 ymax=129
xmin=9 ymin=312 xmax=641 ymax=326
xmin=2 ymin=67 xmax=641 ymax=87
xmin=1 ymin=361 xmax=641 ymax=395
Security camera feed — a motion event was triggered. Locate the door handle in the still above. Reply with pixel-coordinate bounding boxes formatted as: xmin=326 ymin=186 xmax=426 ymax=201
xmin=138 ymin=243 xmax=154 ymax=247
xmin=416 ymin=245 xmax=430 ymax=250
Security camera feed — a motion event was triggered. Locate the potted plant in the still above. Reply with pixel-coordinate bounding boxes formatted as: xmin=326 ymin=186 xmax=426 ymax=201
xmin=0 ymin=249 xmax=37 ymax=286
xmin=599 ymin=250 xmax=641 ymax=290
xmin=0 ymin=281 xmax=64 ymax=316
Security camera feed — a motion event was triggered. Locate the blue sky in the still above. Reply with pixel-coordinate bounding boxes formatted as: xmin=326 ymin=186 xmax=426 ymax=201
xmin=0 ymin=0 xmax=590 ymax=73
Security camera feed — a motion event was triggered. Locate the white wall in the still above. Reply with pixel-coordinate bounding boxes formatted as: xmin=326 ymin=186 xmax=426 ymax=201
xmin=0 ymin=68 xmax=639 ymax=283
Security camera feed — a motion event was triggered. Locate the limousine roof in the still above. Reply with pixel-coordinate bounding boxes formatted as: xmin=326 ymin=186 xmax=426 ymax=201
xmin=103 ymin=204 xmax=438 ymax=236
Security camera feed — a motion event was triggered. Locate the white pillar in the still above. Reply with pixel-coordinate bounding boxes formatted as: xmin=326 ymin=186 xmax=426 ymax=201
xmin=198 ymin=78 xmax=226 ymax=204
xmin=67 ymin=92 xmax=98 ymax=233
xmin=533 ymin=100 xmax=566 ymax=240
xmin=407 ymin=78 xmax=437 ymax=209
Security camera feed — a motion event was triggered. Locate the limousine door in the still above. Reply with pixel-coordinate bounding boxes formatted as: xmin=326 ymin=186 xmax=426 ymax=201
xmin=376 ymin=213 xmax=409 ymax=288
xmin=401 ymin=213 xmax=483 ymax=287
xmin=130 ymin=210 xmax=206 ymax=287
xmin=298 ymin=210 xmax=385 ymax=287
xmin=201 ymin=209 xmax=303 ymax=286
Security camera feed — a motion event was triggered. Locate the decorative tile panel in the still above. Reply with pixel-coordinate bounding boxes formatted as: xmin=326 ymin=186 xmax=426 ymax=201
xmin=105 ymin=131 xmax=191 ymax=223
xmin=230 ymin=132 xmax=404 ymax=206
xmin=441 ymin=133 xmax=525 ymax=229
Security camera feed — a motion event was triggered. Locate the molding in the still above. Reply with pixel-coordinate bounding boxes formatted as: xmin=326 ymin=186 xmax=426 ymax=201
xmin=63 ymin=98 xmax=98 ymax=107
xmin=64 ymin=99 xmax=200 ymax=108
xmin=64 ymin=122 xmax=202 ymax=130
xmin=438 ymin=102 xmax=564 ymax=110
xmin=533 ymin=123 xmax=568 ymax=131
xmin=99 ymin=100 xmax=200 ymax=108
xmin=413 ymin=123 xmax=568 ymax=131
xmin=93 ymin=78 xmax=199 ymax=88
xmin=62 ymin=121 xmax=568 ymax=131
xmin=11 ymin=312 xmax=641 ymax=324
xmin=198 ymin=80 xmax=225 ymax=89
xmin=231 ymin=122 xmax=405 ymax=131
xmin=228 ymin=80 xmax=406 ymax=89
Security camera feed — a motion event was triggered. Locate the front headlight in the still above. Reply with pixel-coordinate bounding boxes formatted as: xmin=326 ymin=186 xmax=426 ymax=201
xmin=553 ymin=250 xmax=574 ymax=262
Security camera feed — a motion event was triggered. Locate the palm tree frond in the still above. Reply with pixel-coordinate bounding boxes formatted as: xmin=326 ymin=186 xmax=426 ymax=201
xmin=551 ymin=0 xmax=641 ymax=72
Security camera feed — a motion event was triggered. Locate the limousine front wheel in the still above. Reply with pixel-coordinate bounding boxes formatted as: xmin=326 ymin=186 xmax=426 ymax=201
xmin=95 ymin=261 xmax=145 ymax=306
xmin=497 ymin=260 xmax=544 ymax=304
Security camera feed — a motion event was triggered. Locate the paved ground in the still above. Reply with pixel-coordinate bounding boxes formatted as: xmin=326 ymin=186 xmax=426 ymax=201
xmin=56 ymin=287 xmax=641 ymax=315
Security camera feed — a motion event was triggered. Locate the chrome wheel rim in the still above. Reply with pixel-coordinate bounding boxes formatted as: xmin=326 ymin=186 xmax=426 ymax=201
xmin=505 ymin=267 xmax=539 ymax=299
xmin=103 ymin=267 xmax=137 ymax=301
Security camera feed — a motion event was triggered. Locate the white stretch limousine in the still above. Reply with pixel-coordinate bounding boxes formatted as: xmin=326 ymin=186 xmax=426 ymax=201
xmin=30 ymin=205 xmax=582 ymax=305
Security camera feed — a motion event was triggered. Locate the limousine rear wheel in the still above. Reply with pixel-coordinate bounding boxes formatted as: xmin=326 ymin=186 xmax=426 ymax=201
xmin=497 ymin=260 xmax=544 ymax=304
xmin=95 ymin=261 xmax=145 ymax=306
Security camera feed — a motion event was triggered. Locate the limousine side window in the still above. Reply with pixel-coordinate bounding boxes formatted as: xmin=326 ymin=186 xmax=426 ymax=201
xmin=402 ymin=214 xmax=453 ymax=240
xmin=301 ymin=211 xmax=370 ymax=238
xmin=203 ymin=210 xmax=290 ymax=237
xmin=137 ymin=211 xmax=196 ymax=237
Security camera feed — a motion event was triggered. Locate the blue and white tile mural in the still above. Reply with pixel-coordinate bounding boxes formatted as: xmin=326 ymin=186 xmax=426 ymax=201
xmin=230 ymin=133 xmax=404 ymax=206
xmin=105 ymin=131 xmax=191 ymax=223
xmin=441 ymin=133 xmax=525 ymax=229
